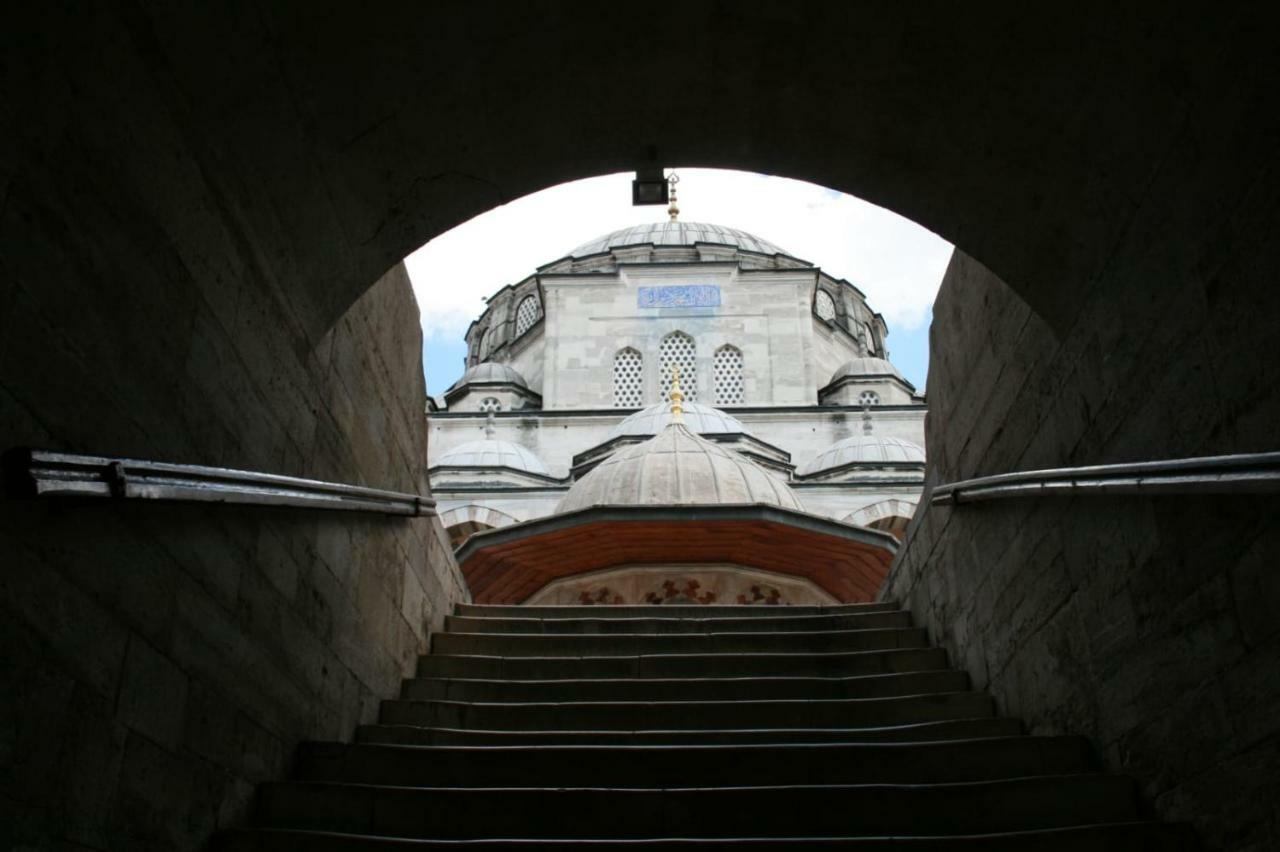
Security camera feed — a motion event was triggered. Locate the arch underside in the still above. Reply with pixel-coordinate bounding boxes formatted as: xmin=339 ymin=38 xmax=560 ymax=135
xmin=15 ymin=7 xmax=1259 ymax=342
xmin=5 ymin=8 xmax=1279 ymax=850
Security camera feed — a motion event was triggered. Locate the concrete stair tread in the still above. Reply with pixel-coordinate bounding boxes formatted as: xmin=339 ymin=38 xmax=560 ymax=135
xmin=378 ymin=691 xmax=996 ymax=731
xmin=227 ymin=603 xmax=1191 ymax=846
xmin=356 ymin=717 xmax=1025 ymax=746
xmin=294 ymin=736 xmax=1096 ymax=786
xmin=220 ymin=821 xmax=1198 ymax=850
xmin=259 ymin=772 xmax=1132 ymax=792
xmin=444 ymin=612 xmax=912 ymax=634
xmin=399 ymin=670 xmax=970 ymax=701
xmin=302 ymin=735 xmax=1088 ymax=754
xmin=456 ymin=603 xmax=903 ymax=618
xmin=416 ymin=648 xmax=950 ymax=679
xmin=406 ymin=670 xmax=963 ymax=686
xmin=431 ymin=628 xmax=930 ymax=657
xmin=253 ymin=774 xmax=1140 ymax=838
xmin=383 ymin=691 xmax=990 ymax=709
xmin=439 ymin=628 xmax=921 ymax=640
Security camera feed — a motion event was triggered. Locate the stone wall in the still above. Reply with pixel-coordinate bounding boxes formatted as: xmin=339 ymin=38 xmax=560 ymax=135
xmin=0 ymin=260 xmax=468 ymax=850
xmin=885 ymin=251 xmax=1280 ymax=850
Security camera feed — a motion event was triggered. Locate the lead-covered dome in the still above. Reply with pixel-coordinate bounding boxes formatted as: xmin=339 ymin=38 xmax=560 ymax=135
xmin=558 ymin=423 xmax=802 ymax=513
xmin=569 ymin=221 xmax=787 ymax=258
xmin=436 ymin=439 xmax=549 ymax=475
xmin=829 ymin=357 xmax=904 ymax=384
xmin=449 ymin=362 xmax=529 ymax=391
xmin=797 ymin=435 xmax=926 ymax=475
xmin=609 ymin=401 xmax=747 ymax=440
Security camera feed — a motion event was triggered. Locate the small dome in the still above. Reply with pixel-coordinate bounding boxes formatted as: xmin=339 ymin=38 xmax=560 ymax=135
xmin=797 ymin=435 xmax=926 ymax=475
xmin=569 ymin=221 xmax=788 ymax=258
xmin=437 ymin=439 xmax=549 ymax=475
xmin=558 ymin=423 xmax=802 ymax=513
xmin=449 ymin=362 xmax=529 ymax=390
xmin=610 ymin=401 xmax=747 ymax=440
xmin=828 ymin=357 xmax=904 ymax=384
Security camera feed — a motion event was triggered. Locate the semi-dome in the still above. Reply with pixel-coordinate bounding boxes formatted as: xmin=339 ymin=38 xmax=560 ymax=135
xmin=558 ymin=422 xmax=802 ymax=513
xmin=436 ymin=439 xmax=550 ymax=475
xmin=828 ymin=356 xmax=904 ymax=384
xmin=797 ymin=435 xmax=926 ymax=475
xmin=609 ymin=401 xmax=747 ymax=440
xmin=449 ymin=362 xmax=529 ymax=390
xmin=569 ymin=221 xmax=787 ymax=258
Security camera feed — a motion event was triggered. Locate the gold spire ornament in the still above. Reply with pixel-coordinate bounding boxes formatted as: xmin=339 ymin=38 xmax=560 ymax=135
xmin=668 ymin=364 xmax=685 ymax=423
xmin=667 ymin=171 xmax=680 ymax=222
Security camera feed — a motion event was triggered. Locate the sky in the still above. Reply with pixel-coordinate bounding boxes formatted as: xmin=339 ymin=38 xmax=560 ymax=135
xmin=404 ymin=169 xmax=953 ymax=399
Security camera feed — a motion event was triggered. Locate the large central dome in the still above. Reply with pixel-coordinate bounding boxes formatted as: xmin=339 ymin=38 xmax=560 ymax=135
xmin=569 ymin=221 xmax=787 ymax=258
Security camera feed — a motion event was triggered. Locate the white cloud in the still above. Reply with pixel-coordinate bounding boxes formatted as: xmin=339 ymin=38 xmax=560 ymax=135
xmin=405 ymin=169 xmax=953 ymax=344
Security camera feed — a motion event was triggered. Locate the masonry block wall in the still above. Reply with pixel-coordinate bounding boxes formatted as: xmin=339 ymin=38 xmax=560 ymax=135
xmin=885 ymin=251 xmax=1280 ymax=850
xmin=0 ymin=251 xmax=467 ymax=850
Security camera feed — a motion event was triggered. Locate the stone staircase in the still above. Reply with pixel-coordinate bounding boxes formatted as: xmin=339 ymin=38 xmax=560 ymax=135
xmin=219 ymin=602 xmax=1195 ymax=850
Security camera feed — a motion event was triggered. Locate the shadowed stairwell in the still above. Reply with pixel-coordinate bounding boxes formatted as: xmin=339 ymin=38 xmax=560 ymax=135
xmin=217 ymin=602 xmax=1194 ymax=849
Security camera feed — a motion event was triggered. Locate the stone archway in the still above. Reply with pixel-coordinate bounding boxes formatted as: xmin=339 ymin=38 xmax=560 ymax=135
xmin=843 ymin=499 xmax=919 ymax=542
xmin=4 ymin=8 xmax=1277 ymax=849
xmin=438 ymin=504 xmax=522 ymax=549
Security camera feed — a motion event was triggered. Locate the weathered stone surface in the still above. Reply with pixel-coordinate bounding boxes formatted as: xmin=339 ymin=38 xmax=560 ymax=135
xmin=885 ymin=251 xmax=1280 ymax=851
xmin=0 ymin=264 xmax=467 ymax=850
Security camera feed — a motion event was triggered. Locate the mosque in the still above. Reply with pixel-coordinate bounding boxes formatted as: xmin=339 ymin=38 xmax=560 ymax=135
xmin=426 ymin=212 xmax=930 ymax=605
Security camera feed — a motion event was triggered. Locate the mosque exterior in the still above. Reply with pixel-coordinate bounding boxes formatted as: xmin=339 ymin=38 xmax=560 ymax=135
xmin=427 ymin=219 xmax=928 ymax=603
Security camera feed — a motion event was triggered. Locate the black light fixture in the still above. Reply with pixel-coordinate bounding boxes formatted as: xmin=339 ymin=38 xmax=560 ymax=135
xmin=632 ymin=167 xmax=669 ymax=206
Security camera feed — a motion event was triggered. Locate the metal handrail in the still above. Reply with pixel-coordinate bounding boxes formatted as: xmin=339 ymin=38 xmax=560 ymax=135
xmin=931 ymin=451 xmax=1280 ymax=506
xmin=2 ymin=448 xmax=435 ymax=517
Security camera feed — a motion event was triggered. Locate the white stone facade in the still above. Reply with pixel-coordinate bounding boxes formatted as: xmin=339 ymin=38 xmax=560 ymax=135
xmin=429 ymin=222 xmax=927 ymax=543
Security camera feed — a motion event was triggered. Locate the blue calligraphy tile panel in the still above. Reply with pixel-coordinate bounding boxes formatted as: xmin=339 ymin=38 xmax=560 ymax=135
xmin=637 ymin=285 xmax=721 ymax=308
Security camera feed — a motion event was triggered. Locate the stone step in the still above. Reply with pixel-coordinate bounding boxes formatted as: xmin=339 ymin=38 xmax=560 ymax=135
xmin=444 ymin=610 xmax=913 ymax=635
xmin=400 ymin=669 xmax=970 ymax=702
xmin=377 ymin=692 xmax=995 ymax=731
xmin=220 ymin=822 xmax=1200 ymax=851
xmin=356 ymin=717 xmax=1024 ymax=747
xmin=294 ymin=737 xmax=1095 ymax=787
xmin=430 ymin=627 xmax=928 ymax=658
xmin=455 ymin=602 xmax=903 ymax=619
xmin=416 ymin=647 xmax=949 ymax=680
xmin=252 ymin=775 xmax=1140 ymax=838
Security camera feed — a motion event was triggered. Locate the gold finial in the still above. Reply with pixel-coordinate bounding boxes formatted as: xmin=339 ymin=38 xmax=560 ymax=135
xmin=667 ymin=171 xmax=680 ymax=222
xmin=668 ymin=364 xmax=685 ymax=423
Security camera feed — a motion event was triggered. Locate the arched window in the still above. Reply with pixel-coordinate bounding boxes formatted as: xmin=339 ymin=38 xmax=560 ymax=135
xmin=858 ymin=390 xmax=881 ymax=406
xmin=479 ymin=397 xmax=502 ymax=412
xmin=515 ymin=294 xmax=540 ymax=337
xmin=658 ymin=331 xmax=697 ymax=401
xmin=475 ymin=328 xmax=490 ymax=361
xmin=612 ymin=348 xmax=643 ymax=407
xmin=713 ymin=345 xmax=744 ymax=405
xmin=814 ymin=289 xmax=836 ymax=321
